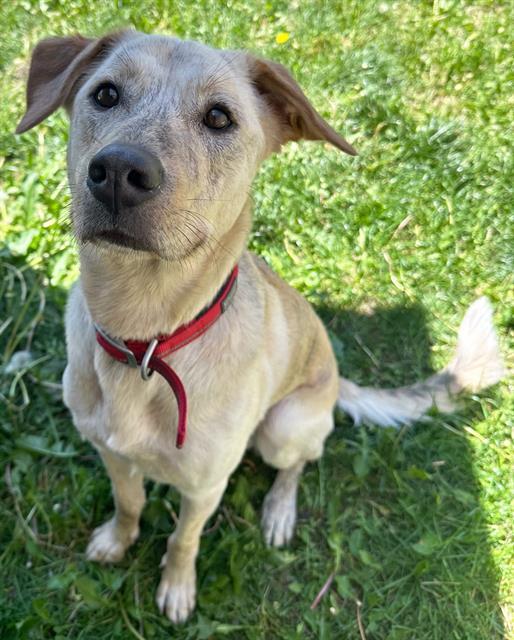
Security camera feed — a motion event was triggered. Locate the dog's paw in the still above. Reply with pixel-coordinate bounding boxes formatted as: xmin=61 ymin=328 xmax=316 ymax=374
xmin=86 ymin=518 xmax=138 ymax=563
xmin=156 ymin=571 xmax=196 ymax=623
xmin=261 ymin=492 xmax=296 ymax=547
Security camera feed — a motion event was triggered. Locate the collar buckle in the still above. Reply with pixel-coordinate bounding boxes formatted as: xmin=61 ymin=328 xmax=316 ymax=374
xmin=94 ymin=323 xmax=138 ymax=368
xmin=140 ymin=338 xmax=158 ymax=381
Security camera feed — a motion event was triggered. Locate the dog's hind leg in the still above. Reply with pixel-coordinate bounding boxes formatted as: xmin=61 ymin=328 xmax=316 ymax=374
xmin=86 ymin=449 xmax=145 ymax=563
xmin=261 ymin=461 xmax=305 ymax=547
xmin=255 ymin=374 xmax=338 ymax=547
xmin=157 ymin=480 xmax=227 ymax=623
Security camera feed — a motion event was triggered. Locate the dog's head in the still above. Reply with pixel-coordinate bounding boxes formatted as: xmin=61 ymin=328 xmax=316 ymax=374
xmin=17 ymin=31 xmax=356 ymax=260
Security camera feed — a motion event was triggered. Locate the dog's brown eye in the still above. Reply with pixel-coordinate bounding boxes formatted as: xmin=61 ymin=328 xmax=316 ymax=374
xmin=93 ymin=83 xmax=119 ymax=109
xmin=203 ymin=107 xmax=231 ymax=130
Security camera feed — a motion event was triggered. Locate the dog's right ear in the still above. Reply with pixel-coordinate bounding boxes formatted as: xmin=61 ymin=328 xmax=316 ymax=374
xmin=247 ymin=55 xmax=357 ymax=156
xmin=16 ymin=32 xmax=125 ymax=134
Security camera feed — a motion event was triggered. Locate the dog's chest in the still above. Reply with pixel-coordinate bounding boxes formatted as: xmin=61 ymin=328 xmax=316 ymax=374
xmin=65 ymin=275 xmax=275 ymax=491
xmin=88 ymin=346 xmax=268 ymax=491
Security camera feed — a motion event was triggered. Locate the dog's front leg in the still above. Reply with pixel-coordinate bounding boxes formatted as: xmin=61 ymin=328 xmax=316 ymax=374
xmin=86 ymin=449 xmax=145 ymax=563
xmin=156 ymin=480 xmax=227 ymax=623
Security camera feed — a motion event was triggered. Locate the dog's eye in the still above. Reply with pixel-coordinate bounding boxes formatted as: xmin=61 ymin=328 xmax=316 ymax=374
xmin=93 ymin=83 xmax=120 ymax=109
xmin=203 ymin=107 xmax=231 ymax=130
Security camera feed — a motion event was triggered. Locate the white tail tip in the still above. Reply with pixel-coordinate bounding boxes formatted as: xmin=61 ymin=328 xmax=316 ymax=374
xmin=448 ymin=297 xmax=504 ymax=392
xmin=337 ymin=297 xmax=504 ymax=428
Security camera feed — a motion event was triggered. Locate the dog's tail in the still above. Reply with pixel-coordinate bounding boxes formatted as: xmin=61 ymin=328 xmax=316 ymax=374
xmin=338 ymin=297 xmax=504 ymax=427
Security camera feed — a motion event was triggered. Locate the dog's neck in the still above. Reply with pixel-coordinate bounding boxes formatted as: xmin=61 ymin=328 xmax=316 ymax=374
xmin=79 ymin=203 xmax=251 ymax=341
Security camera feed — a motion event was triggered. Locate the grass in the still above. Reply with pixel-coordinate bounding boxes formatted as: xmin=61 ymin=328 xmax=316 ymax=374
xmin=0 ymin=1 xmax=512 ymax=638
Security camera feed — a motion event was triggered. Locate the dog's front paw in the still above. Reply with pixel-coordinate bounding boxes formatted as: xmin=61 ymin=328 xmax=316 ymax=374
xmin=156 ymin=570 xmax=196 ymax=623
xmin=262 ymin=491 xmax=296 ymax=547
xmin=86 ymin=518 xmax=138 ymax=563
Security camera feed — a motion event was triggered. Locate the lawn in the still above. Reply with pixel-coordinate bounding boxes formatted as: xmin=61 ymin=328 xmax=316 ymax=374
xmin=0 ymin=1 xmax=512 ymax=638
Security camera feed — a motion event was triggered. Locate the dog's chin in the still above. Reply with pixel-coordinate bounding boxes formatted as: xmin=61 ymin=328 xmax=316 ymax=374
xmin=89 ymin=229 xmax=152 ymax=251
xmin=79 ymin=229 xmax=203 ymax=263
xmin=76 ymin=229 xmax=166 ymax=261
xmin=74 ymin=199 xmax=210 ymax=262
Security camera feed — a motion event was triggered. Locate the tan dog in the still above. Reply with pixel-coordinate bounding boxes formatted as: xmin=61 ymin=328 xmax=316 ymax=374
xmin=17 ymin=30 xmax=503 ymax=623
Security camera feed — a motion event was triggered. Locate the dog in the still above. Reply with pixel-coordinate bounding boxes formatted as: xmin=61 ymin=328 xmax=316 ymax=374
xmin=16 ymin=30 xmax=504 ymax=623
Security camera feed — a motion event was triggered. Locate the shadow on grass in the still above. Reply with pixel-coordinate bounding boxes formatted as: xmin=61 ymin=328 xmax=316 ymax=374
xmin=0 ymin=253 xmax=505 ymax=639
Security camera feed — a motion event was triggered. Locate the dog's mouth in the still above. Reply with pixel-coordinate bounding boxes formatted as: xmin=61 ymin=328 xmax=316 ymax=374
xmin=85 ymin=229 xmax=152 ymax=252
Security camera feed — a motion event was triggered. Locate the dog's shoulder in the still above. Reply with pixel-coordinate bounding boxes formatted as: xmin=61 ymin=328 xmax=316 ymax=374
xmin=246 ymin=251 xmax=319 ymax=319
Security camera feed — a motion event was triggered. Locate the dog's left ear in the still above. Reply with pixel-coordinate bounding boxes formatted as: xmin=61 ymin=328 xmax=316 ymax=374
xmin=248 ymin=56 xmax=357 ymax=156
xmin=16 ymin=31 xmax=126 ymax=134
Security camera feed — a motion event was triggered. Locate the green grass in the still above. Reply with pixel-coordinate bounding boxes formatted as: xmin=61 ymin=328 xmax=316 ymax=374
xmin=1 ymin=1 xmax=512 ymax=638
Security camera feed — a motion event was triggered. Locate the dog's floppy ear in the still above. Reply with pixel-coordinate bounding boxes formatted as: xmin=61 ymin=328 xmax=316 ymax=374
xmin=248 ymin=56 xmax=357 ymax=156
xmin=16 ymin=32 xmax=125 ymax=134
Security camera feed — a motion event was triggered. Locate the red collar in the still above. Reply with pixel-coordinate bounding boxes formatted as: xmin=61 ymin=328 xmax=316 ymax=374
xmin=95 ymin=265 xmax=238 ymax=449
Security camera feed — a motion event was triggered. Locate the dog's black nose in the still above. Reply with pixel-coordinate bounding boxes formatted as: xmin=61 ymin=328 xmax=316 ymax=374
xmin=87 ymin=143 xmax=163 ymax=212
